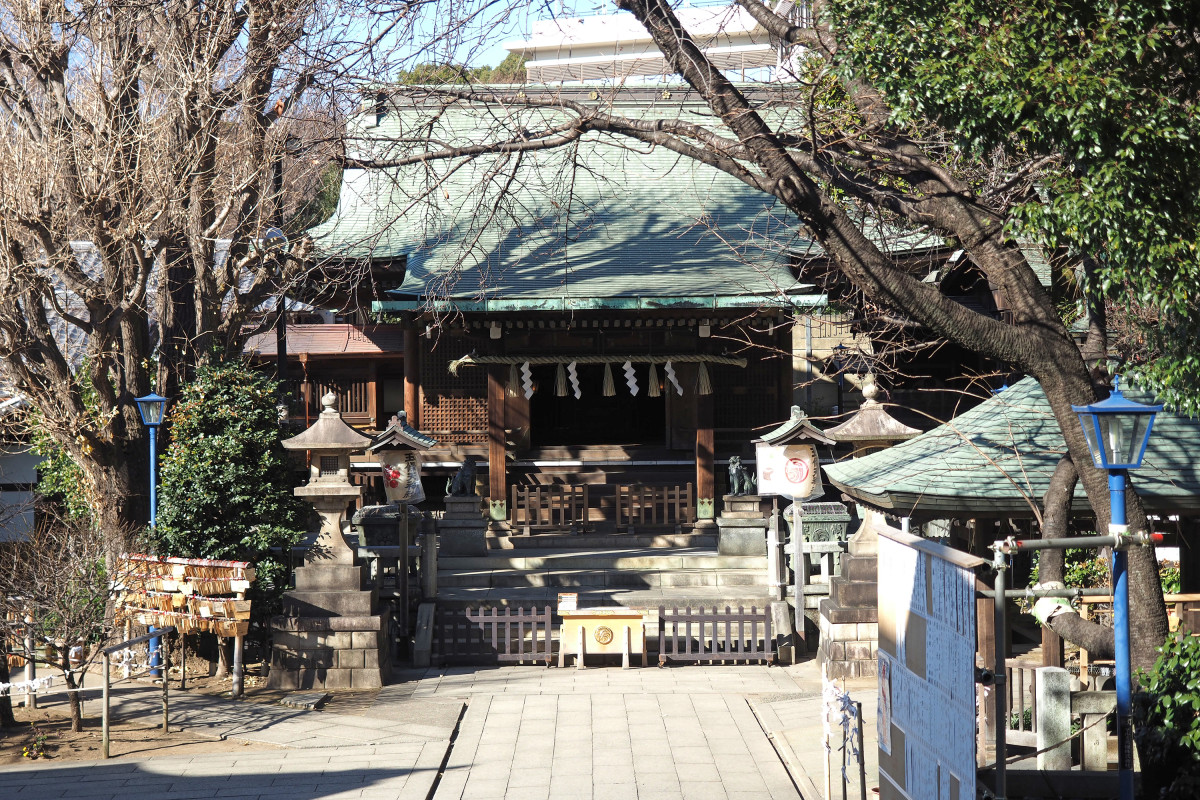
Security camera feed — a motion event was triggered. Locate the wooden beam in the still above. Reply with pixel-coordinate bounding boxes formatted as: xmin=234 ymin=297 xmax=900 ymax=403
xmin=403 ymin=320 xmax=420 ymax=427
xmin=487 ymin=365 xmax=507 ymax=504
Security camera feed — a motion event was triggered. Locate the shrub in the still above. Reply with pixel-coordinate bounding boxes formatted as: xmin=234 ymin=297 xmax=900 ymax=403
xmin=152 ymin=360 xmax=308 ymax=602
xmin=1134 ymin=631 xmax=1200 ymax=799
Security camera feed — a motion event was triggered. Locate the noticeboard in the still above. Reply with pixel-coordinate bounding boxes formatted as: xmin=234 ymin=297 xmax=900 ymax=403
xmin=754 ymin=442 xmax=822 ymax=500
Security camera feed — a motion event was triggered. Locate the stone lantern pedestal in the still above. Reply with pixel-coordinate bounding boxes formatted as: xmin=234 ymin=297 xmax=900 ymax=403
xmin=269 ymin=394 xmax=389 ymax=691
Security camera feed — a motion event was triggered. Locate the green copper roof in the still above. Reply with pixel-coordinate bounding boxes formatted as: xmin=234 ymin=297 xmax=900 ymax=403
xmin=310 ymin=96 xmax=822 ymax=309
xmin=824 ymin=377 xmax=1200 ymax=518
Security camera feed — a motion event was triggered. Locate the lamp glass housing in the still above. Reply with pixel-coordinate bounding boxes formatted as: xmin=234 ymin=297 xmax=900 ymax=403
xmin=135 ymin=393 xmax=169 ymax=427
xmin=1071 ymin=380 xmax=1161 ymax=470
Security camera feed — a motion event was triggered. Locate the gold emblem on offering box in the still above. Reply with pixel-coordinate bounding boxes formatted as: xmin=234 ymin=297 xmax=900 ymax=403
xmin=594 ymin=626 xmax=614 ymax=645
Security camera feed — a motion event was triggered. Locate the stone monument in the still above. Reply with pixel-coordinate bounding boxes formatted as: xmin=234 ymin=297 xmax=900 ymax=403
xmin=269 ymin=393 xmax=389 ymax=690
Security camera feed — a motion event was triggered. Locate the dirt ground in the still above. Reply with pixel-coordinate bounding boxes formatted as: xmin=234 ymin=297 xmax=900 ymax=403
xmin=0 ymin=658 xmax=288 ymax=766
xmin=0 ymin=707 xmax=280 ymax=766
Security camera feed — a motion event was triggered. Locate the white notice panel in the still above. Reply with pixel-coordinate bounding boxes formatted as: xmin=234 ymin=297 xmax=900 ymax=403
xmin=877 ymin=528 xmax=980 ymax=800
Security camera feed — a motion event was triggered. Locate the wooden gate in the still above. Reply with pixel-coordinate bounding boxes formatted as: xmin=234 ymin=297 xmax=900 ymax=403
xmin=432 ymin=606 xmax=554 ymax=666
xmin=657 ymin=606 xmax=774 ymax=665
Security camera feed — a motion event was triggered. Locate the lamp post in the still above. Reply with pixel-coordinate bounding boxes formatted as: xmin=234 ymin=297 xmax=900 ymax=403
xmin=1072 ymin=376 xmax=1161 ymax=800
xmin=135 ymin=392 xmax=169 ymax=678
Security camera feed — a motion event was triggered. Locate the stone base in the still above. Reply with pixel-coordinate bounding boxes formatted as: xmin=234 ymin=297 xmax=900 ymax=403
xmin=717 ymin=525 xmax=767 ymax=555
xmin=268 ymin=614 xmax=390 ymax=690
xmin=818 ymin=597 xmax=879 ymax=680
xmin=717 ymin=515 xmax=768 ymax=555
xmin=439 ymin=526 xmax=488 ymax=555
xmin=440 ymin=495 xmax=489 ymax=555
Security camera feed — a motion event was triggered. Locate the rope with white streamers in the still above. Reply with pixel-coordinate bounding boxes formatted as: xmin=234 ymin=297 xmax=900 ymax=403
xmin=623 ymin=361 xmax=638 ymax=396
xmin=0 ymin=676 xmax=53 ymax=696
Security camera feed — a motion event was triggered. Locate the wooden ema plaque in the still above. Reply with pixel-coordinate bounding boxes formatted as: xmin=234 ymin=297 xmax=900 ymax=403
xmin=114 ymin=554 xmax=254 ymax=637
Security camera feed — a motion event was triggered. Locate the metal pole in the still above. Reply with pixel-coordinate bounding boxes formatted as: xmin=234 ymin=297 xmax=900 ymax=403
xmin=794 ymin=504 xmax=806 ymax=650
xmin=149 ymin=425 xmax=161 ymax=679
xmin=855 ymin=701 xmax=867 ymax=800
xmin=1109 ymin=469 xmax=1134 ymax=800
xmin=102 ymin=652 xmax=111 ymax=759
xmin=992 ymin=547 xmax=1007 ymax=800
xmin=149 ymin=425 xmax=157 ymax=525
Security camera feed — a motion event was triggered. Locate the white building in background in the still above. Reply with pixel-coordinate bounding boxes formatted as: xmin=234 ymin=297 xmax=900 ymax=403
xmin=0 ymin=396 xmax=37 ymax=542
xmin=504 ymin=1 xmax=811 ymax=84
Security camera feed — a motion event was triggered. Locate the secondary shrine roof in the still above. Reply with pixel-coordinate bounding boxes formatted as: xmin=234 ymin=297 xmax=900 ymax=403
xmin=309 ymin=91 xmax=844 ymax=311
xmin=823 ymin=377 xmax=1200 ymax=518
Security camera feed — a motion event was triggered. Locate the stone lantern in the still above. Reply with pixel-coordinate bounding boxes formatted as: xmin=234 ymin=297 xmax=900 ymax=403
xmin=819 ymin=375 xmax=921 ymax=680
xmin=269 ymin=393 xmax=389 ymax=691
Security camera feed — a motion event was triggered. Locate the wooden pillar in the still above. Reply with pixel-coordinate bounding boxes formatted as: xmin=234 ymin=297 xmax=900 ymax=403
xmin=403 ymin=319 xmax=420 ymax=428
xmin=487 ymin=365 xmax=507 ymax=521
xmin=696 ymin=388 xmax=715 ymax=519
xmin=367 ymin=361 xmax=378 ymax=429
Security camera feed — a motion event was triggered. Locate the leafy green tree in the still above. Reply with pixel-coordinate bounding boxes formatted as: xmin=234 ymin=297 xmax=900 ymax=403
xmin=1135 ymin=631 xmax=1200 ymax=799
xmin=153 ymin=361 xmax=309 ymax=598
xmin=826 ymin=0 xmax=1200 ymax=414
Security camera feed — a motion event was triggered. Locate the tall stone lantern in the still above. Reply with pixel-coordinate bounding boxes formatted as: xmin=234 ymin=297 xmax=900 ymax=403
xmin=269 ymin=392 xmax=389 ymax=690
xmin=819 ymin=376 xmax=921 ymax=679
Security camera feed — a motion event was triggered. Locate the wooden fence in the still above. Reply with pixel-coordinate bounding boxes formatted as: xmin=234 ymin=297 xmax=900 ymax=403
xmin=432 ymin=606 xmax=554 ymax=666
xmin=510 ymin=485 xmax=590 ymax=534
xmin=616 ymin=483 xmax=695 ymax=531
xmin=657 ymin=606 xmax=774 ymax=666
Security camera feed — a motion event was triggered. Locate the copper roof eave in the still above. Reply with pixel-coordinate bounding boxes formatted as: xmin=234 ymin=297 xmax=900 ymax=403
xmin=372 ymin=293 xmax=829 ymax=313
xmin=829 ymin=478 xmax=1200 ymax=520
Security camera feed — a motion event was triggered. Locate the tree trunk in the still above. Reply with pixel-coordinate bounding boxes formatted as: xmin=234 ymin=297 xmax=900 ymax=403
xmin=1038 ymin=457 xmax=1115 ymax=659
xmin=60 ymin=653 xmax=83 ymax=733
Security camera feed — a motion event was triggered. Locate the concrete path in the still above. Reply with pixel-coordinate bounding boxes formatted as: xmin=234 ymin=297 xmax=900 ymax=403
xmin=1 ymin=661 xmax=880 ymax=800
xmin=0 ymin=743 xmax=447 ymax=800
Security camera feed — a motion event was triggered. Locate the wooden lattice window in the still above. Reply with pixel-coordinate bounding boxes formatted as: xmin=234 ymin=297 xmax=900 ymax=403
xmin=420 ymin=333 xmax=487 ymax=443
xmin=713 ymin=358 xmax=779 ymax=433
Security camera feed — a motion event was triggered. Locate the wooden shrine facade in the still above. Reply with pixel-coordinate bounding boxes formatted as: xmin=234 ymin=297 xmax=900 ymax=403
xmin=397 ymin=307 xmax=796 ymax=525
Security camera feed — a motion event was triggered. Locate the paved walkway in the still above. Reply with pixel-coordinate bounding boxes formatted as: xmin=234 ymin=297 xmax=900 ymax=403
xmin=0 ymin=661 xmax=879 ymax=800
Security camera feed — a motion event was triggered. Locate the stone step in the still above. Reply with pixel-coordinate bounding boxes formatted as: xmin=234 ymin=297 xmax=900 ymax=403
xmin=438 ymin=547 xmax=765 ymax=572
xmin=487 ymin=533 xmax=717 ymax=549
xmin=438 ymin=567 xmax=770 ymax=590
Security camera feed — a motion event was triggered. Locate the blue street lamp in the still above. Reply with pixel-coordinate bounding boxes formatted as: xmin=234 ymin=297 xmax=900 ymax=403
xmin=135 ymin=392 xmax=169 ymax=679
xmin=1072 ymin=376 xmax=1161 ymax=800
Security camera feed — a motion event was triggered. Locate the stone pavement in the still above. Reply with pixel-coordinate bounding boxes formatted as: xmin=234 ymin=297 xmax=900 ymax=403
xmin=1 ymin=660 xmax=880 ymax=800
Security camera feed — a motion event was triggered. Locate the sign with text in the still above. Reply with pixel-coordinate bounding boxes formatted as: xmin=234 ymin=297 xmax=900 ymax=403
xmin=755 ymin=443 xmax=821 ymax=500
xmin=876 ymin=524 xmax=982 ymax=800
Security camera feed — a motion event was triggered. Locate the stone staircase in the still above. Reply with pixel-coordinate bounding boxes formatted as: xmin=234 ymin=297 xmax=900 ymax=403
xmin=436 ymin=533 xmax=775 ymax=614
